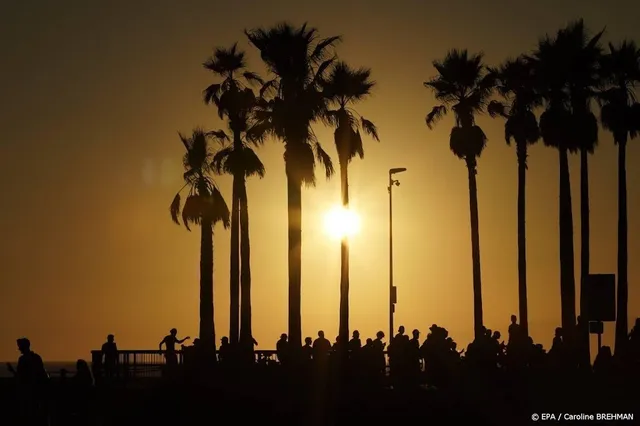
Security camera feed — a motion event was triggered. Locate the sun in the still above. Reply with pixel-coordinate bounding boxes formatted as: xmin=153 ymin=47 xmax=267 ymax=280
xmin=324 ymin=206 xmax=361 ymax=239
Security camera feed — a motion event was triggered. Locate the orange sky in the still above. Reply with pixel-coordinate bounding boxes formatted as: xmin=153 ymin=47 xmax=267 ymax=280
xmin=1 ymin=0 xmax=640 ymax=361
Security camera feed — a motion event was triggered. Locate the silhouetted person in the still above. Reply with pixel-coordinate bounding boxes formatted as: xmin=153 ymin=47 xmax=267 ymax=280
xmin=389 ymin=325 xmax=410 ymax=385
xmin=277 ymin=333 xmax=289 ymax=366
xmin=409 ymin=329 xmax=422 ymax=381
xmin=593 ymin=346 xmax=614 ymax=376
xmin=348 ymin=330 xmax=362 ymax=371
xmin=372 ymin=331 xmax=386 ymax=378
xmin=393 ymin=325 xmax=407 ymax=344
xmin=6 ymin=338 xmax=50 ymax=425
xmin=159 ymin=328 xmax=189 ymax=371
xmin=332 ymin=335 xmax=342 ymax=351
xmin=73 ymin=359 xmax=93 ymax=388
xmin=549 ymin=327 xmax=566 ymax=369
xmin=575 ymin=316 xmax=590 ymax=370
xmin=181 ymin=338 xmax=202 ymax=379
xmin=507 ymin=316 xmax=526 ymax=368
xmin=101 ymin=334 xmax=118 ymax=379
xmin=349 ymin=330 xmax=362 ymax=352
xmin=302 ymin=337 xmax=313 ymax=361
xmin=70 ymin=359 xmax=93 ymax=423
xmin=240 ymin=335 xmax=259 ymax=363
xmin=530 ymin=342 xmax=546 ymax=369
xmin=490 ymin=331 xmax=506 ymax=367
xmin=421 ymin=325 xmax=453 ymax=387
xmin=312 ymin=331 xmax=331 ymax=364
xmin=219 ymin=337 xmax=231 ymax=363
xmin=508 ymin=315 xmax=522 ymax=344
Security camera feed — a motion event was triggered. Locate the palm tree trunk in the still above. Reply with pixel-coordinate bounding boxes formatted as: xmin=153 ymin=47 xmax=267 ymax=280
xmin=579 ymin=148 xmax=591 ymax=363
xmin=199 ymin=217 xmax=216 ymax=354
xmin=229 ymin=177 xmax=241 ymax=345
xmin=287 ymin=174 xmax=303 ymax=349
xmin=338 ymin=161 xmax=350 ymax=350
xmin=516 ymin=143 xmax=529 ymax=336
xmin=466 ymin=158 xmax=484 ymax=339
xmin=615 ymin=141 xmax=628 ymax=354
xmin=559 ymin=148 xmax=577 ymax=334
xmin=239 ymin=177 xmax=253 ymax=345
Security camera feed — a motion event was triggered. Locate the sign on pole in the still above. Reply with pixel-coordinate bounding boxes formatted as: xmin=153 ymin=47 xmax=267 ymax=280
xmin=586 ymin=274 xmax=616 ymax=322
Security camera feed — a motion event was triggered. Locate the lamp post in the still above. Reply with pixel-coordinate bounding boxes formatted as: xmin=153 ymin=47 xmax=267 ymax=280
xmin=388 ymin=167 xmax=407 ymax=340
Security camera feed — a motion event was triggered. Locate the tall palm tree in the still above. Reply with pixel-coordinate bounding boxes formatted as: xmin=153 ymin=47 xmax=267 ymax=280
xmin=246 ymin=23 xmax=338 ymax=348
xmin=488 ymin=57 xmax=541 ymax=336
xmin=320 ymin=61 xmax=379 ymax=350
xmin=528 ymin=26 xmax=581 ymax=335
xmin=203 ymin=44 xmax=265 ymax=348
xmin=424 ymin=49 xmax=494 ymax=339
xmin=169 ymin=129 xmax=231 ymax=355
xmin=563 ymin=20 xmax=604 ymax=366
xmin=599 ymin=40 xmax=640 ymax=353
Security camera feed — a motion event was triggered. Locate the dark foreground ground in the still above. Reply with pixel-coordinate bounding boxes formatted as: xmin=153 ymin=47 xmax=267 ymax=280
xmin=1 ymin=367 xmax=637 ymax=426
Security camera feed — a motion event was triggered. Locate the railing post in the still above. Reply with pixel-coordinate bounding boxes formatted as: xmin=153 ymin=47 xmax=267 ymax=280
xmin=123 ymin=352 xmax=129 ymax=382
xmin=133 ymin=352 xmax=137 ymax=379
xmin=91 ymin=350 xmax=103 ymax=384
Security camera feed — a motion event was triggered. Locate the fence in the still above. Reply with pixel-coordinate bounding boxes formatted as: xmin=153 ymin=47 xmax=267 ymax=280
xmin=90 ymin=349 xmax=392 ymax=380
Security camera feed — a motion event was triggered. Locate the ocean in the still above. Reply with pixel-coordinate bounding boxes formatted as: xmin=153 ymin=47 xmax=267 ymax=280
xmin=0 ymin=361 xmax=78 ymax=378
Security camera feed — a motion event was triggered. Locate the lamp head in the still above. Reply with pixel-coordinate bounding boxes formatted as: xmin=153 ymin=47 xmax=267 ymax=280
xmin=389 ymin=167 xmax=407 ymax=175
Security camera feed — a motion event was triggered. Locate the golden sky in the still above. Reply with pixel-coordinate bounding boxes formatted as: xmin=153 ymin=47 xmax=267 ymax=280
xmin=1 ymin=0 xmax=640 ymax=361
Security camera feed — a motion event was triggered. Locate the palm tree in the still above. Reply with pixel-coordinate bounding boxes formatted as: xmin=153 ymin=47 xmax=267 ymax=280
xmin=320 ymin=61 xmax=379 ymax=350
xmin=528 ymin=26 xmax=581 ymax=335
xmin=203 ymin=44 xmax=265 ymax=348
xmin=246 ymin=23 xmax=338 ymax=348
xmin=169 ymin=129 xmax=231 ymax=355
xmin=563 ymin=21 xmax=604 ymax=366
xmin=488 ymin=57 xmax=541 ymax=336
xmin=599 ymin=40 xmax=640 ymax=353
xmin=424 ymin=49 xmax=494 ymax=339
xmin=558 ymin=22 xmax=603 ymax=303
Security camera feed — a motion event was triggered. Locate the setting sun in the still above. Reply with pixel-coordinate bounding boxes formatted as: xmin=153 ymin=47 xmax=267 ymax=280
xmin=324 ymin=206 xmax=361 ymax=239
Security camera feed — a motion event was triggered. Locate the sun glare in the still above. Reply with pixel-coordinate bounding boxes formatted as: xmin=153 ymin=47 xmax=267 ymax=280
xmin=324 ymin=206 xmax=361 ymax=239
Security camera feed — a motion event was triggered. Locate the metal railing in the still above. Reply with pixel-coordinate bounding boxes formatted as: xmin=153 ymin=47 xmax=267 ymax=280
xmin=90 ymin=349 xmax=392 ymax=380
xmin=90 ymin=349 xmax=281 ymax=379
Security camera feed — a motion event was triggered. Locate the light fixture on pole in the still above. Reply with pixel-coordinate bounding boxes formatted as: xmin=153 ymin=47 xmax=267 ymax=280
xmin=388 ymin=167 xmax=407 ymax=340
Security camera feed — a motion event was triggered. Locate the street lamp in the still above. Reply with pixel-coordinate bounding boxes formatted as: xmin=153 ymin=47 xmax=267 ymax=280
xmin=388 ymin=167 xmax=407 ymax=340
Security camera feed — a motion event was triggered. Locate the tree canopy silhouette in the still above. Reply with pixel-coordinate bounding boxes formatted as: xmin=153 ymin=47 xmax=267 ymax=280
xmin=204 ymin=44 xmax=266 ymax=347
xmin=169 ymin=129 xmax=230 ymax=353
xmin=424 ymin=49 xmax=494 ymax=338
xmin=246 ymin=22 xmax=339 ymax=348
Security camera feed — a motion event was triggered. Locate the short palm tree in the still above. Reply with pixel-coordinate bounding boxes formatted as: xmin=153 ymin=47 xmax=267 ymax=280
xmin=424 ymin=49 xmax=494 ymax=339
xmin=321 ymin=61 xmax=379 ymax=350
xmin=246 ymin=23 xmax=338 ymax=348
xmin=599 ymin=40 xmax=640 ymax=353
xmin=169 ymin=129 xmax=231 ymax=355
xmin=203 ymin=44 xmax=265 ymax=348
xmin=488 ymin=56 xmax=541 ymax=337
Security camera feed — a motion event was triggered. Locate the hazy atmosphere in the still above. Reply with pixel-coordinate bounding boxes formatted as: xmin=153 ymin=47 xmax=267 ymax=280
xmin=2 ymin=0 xmax=639 ymax=361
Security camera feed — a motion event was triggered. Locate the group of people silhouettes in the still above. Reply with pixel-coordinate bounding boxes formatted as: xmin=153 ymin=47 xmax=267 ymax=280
xmin=5 ymin=338 xmax=94 ymax=425
xmin=265 ymin=315 xmax=640 ymax=388
xmin=7 ymin=317 xmax=640 ymax=424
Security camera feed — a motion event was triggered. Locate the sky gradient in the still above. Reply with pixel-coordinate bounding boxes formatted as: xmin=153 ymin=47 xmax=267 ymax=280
xmin=2 ymin=0 xmax=640 ymax=361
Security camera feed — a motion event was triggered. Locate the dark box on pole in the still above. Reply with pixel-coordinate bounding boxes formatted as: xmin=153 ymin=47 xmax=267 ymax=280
xmin=586 ymin=274 xmax=616 ymax=322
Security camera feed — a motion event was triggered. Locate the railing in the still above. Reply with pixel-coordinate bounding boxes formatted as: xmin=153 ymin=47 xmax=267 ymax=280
xmin=90 ymin=349 xmax=281 ymax=379
xmin=90 ymin=349 xmax=392 ymax=380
